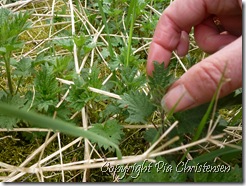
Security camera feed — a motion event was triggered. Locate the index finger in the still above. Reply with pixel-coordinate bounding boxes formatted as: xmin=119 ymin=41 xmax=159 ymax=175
xmin=147 ymin=0 xmax=241 ymax=75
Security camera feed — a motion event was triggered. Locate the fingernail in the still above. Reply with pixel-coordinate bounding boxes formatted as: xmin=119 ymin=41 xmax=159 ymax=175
xmin=161 ymin=84 xmax=195 ymax=112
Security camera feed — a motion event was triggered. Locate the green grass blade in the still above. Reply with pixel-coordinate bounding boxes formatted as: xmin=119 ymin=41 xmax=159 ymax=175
xmin=125 ymin=0 xmax=136 ymax=28
xmin=193 ymin=64 xmax=228 ymax=141
xmin=189 ymin=146 xmax=242 ymax=165
xmin=0 ymin=103 xmax=122 ymax=159
xmin=97 ymin=0 xmax=115 ymax=59
xmin=181 ymin=64 xmax=228 ymax=161
xmin=192 ymin=94 xmax=216 ymax=141
xmin=125 ymin=0 xmax=137 ymax=67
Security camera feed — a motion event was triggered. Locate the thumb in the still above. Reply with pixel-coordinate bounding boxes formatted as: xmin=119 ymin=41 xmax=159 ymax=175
xmin=162 ymin=37 xmax=242 ymax=112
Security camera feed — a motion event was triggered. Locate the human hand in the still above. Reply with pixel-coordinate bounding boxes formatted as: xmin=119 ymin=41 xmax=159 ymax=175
xmin=147 ymin=0 xmax=242 ymax=112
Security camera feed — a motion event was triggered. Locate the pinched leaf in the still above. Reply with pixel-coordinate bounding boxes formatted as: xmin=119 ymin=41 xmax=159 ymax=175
xmin=89 ymin=120 xmax=124 ymax=151
xmin=149 ymin=61 xmax=175 ymax=91
xmin=118 ymin=91 xmax=156 ymax=124
xmin=148 ymin=61 xmax=176 ymax=106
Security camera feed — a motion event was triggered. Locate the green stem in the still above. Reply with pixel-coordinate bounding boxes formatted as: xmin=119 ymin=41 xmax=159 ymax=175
xmin=0 ymin=84 xmax=8 ymax=94
xmin=3 ymin=55 xmax=14 ymax=96
xmin=98 ymin=0 xmax=114 ymax=59
xmin=126 ymin=2 xmax=136 ymax=67
xmin=0 ymin=103 xmax=122 ymax=159
xmin=15 ymin=76 xmax=23 ymax=95
xmin=180 ymin=64 xmax=228 ymax=162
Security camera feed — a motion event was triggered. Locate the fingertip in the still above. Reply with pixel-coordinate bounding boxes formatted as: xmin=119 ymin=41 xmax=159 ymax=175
xmin=176 ymin=31 xmax=190 ymax=57
xmin=146 ymin=59 xmax=154 ymax=76
xmin=147 ymin=42 xmax=172 ymax=76
xmin=162 ymin=84 xmax=195 ymax=112
xmin=163 ymin=38 xmax=242 ymax=113
xmin=194 ymin=20 xmax=238 ymax=53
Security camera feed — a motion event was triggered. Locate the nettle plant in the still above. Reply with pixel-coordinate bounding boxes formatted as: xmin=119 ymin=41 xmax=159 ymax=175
xmin=0 ymin=8 xmax=33 ymax=128
xmin=0 ymin=1 xmax=242 ymax=182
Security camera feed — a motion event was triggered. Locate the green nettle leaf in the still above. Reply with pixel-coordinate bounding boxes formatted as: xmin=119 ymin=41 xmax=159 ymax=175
xmin=148 ymin=61 xmax=176 ymax=106
xmin=0 ymin=115 xmax=17 ymax=129
xmin=0 ymin=8 xmax=31 ymax=49
xmin=173 ymin=103 xmax=209 ymax=135
xmin=87 ymin=66 xmax=103 ymax=88
xmin=120 ymin=66 xmax=146 ymax=91
xmin=53 ymin=56 xmax=72 ymax=75
xmin=143 ymin=128 xmax=160 ymax=144
xmin=0 ymin=94 xmax=27 ymax=129
xmin=73 ymin=33 xmax=86 ymax=47
xmin=34 ymin=64 xmax=59 ymax=112
xmin=0 ymin=103 xmax=122 ymax=159
xmin=118 ymin=91 xmax=156 ymax=124
xmin=0 ymin=8 xmax=11 ymax=26
xmin=102 ymin=103 xmax=122 ymax=119
xmin=173 ymin=90 xmax=242 ymax=135
xmin=6 ymin=41 xmax=25 ymax=51
xmin=0 ymin=47 xmax=6 ymax=54
xmin=14 ymin=57 xmax=33 ymax=77
xmin=53 ymin=38 xmax=73 ymax=52
xmin=83 ymin=41 xmax=96 ymax=54
xmin=89 ymin=120 xmax=124 ymax=151
xmin=101 ymin=47 xmax=110 ymax=58
xmin=194 ymin=164 xmax=242 ymax=182
xmin=67 ymin=77 xmax=92 ymax=111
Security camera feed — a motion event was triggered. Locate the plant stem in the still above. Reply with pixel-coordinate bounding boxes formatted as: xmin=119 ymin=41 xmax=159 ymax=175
xmin=125 ymin=1 xmax=136 ymax=67
xmin=3 ymin=55 xmax=14 ymax=96
xmin=15 ymin=76 xmax=23 ymax=95
xmin=0 ymin=84 xmax=8 ymax=94
xmin=180 ymin=64 xmax=228 ymax=162
xmin=98 ymin=0 xmax=115 ymax=59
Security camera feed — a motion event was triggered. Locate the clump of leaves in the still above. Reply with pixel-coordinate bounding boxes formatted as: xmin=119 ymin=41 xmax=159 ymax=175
xmin=0 ymin=103 xmax=123 ymax=159
xmin=89 ymin=119 xmax=124 ymax=152
xmin=34 ymin=63 xmax=60 ymax=113
xmin=115 ymin=61 xmax=175 ymax=125
xmin=67 ymin=76 xmax=93 ymax=111
xmin=0 ymin=8 xmax=31 ymax=96
xmin=67 ymin=67 xmax=103 ymax=112
xmin=0 ymin=8 xmax=31 ymax=129
xmin=118 ymin=91 xmax=156 ymax=124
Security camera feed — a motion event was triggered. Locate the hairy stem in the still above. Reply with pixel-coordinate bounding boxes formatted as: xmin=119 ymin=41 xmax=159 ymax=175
xmin=3 ymin=55 xmax=14 ymax=96
xmin=126 ymin=1 xmax=136 ymax=67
